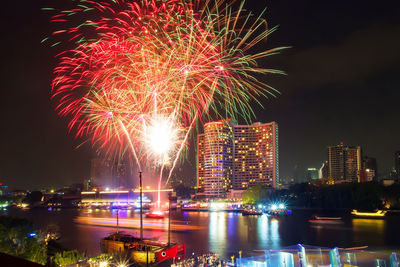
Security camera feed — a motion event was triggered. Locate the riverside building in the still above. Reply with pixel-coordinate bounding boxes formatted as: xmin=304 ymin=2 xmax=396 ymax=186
xmin=196 ymin=120 xmax=279 ymax=198
xmin=327 ymin=143 xmax=362 ymax=182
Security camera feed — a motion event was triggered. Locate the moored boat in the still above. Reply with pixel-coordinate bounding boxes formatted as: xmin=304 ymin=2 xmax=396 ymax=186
xmin=101 ymin=232 xmax=185 ymax=264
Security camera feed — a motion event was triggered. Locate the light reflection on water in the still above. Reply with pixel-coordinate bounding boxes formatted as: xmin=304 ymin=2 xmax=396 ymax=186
xmin=352 ymin=218 xmax=386 ymax=246
xmin=2 ymin=208 xmax=400 ymax=259
xmin=257 ymin=215 xmax=268 ymax=245
xmin=209 ymin=212 xmax=226 ymax=255
xmin=269 ymin=218 xmax=280 ymax=248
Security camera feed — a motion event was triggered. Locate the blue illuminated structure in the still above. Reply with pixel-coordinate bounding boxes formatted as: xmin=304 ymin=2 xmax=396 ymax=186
xmin=236 ymin=245 xmax=396 ymax=267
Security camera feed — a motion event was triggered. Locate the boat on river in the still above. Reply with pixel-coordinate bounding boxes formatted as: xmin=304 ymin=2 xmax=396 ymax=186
xmin=101 ymin=172 xmax=186 ymax=265
xmin=101 ymin=232 xmax=185 ymax=264
xmin=309 ymin=216 xmax=343 ymax=224
xmin=242 ymin=209 xmax=263 ymax=216
xmin=351 ymin=209 xmax=387 ymax=218
xmin=145 ymin=210 xmax=166 ymax=219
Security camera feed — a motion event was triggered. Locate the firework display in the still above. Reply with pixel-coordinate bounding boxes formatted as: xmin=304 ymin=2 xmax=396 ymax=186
xmin=46 ymin=0 xmax=286 ymax=187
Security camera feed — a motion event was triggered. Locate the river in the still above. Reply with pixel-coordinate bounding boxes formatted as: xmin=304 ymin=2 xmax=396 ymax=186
xmin=2 ymin=207 xmax=400 ymax=259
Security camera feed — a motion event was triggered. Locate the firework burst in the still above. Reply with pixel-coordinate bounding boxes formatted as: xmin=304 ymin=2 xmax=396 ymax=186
xmin=46 ymin=0 xmax=287 ymax=188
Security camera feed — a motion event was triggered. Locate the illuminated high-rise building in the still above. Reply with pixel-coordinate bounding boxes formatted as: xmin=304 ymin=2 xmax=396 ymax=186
xmin=196 ymin=120 xmax=278 ymax=197
xmin=196 ymin=134 xmax=205 ymax=192
xmin=327 ymin=143 xmax=361 ymax=182
xmin=232 ymin=122 xmax=279 ymax=189
xmin=196 ymin=121 xmax=233 ymax=197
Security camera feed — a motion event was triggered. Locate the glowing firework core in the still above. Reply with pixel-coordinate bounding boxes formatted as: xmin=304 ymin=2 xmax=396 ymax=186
xmin=147 ymin=118 xmax=175 ymax=157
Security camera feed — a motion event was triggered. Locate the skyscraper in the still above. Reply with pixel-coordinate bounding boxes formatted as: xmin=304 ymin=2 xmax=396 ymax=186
xmin=327 ymin=143 xmax=361 ymax=182
xmin=196 ymin=134 xmax=205 ymax=192
xmin=232 ymin=122 xmax=278 ymax=189
xmin=196 ymin=121 xmax=233 ymax=198
xmin=196 ymin=120 xmax=278 ymax=198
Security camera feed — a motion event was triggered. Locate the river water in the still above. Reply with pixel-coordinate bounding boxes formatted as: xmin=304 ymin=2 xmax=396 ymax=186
xmin=2 ymin=208 xmax=400 ymax=259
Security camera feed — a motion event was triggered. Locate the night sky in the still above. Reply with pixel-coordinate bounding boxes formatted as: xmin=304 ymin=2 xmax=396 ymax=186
xmin=1 ymin=0 xmax=400 ymax=189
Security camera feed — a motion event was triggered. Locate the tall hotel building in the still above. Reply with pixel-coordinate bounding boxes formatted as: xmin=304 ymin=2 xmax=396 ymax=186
xmin=327 ymin=143 xmax=361 ymax=182
xmin=197 ymin=120 xmax=278 ymax=198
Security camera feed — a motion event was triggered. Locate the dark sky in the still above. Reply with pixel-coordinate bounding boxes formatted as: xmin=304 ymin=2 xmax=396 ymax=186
xmin=1 ymin=0 xmax=400 ymax=189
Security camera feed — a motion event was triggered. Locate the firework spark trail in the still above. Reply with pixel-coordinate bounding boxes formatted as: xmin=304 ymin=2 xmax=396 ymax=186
xmin=46 ymin=0 xmax=287 ymax=197
xmin=157 ymin=164 xmax=165 ymax=209
xmin=165 ymin=116 xmax=197 ymax=186
xmin=118 ymin=119 xmax=141 ymax=171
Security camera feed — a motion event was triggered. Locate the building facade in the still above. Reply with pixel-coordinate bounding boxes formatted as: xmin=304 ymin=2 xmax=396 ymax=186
xmin=232 ymin=122 xmax=278 ymax=189
xmin=199 ymin=121 xmax=233 ymax=198
xmin=196 ymin=120 xmax=278 ymax=198
xmin=359 ymin=169 xmax=375 ymax=183
xmin=327 ymin=143 xmax=361 ymax=182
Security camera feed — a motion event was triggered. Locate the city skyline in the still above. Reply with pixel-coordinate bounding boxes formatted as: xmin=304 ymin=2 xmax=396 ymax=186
xmin=0 ymin=0 xmax=400 ymax=189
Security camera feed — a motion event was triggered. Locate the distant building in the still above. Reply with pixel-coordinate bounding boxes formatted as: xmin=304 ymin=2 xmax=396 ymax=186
xmin=12 ymin=190 xmax=27 ymax=197
xmin=292 ymin=164 xmax=303 ymax=183
xmin=327 ymin=143 xmax=362 ymax=182
xmin=196 ymin=120 xmax=278 ymax=198
xmin=90 ymin=158 xmax=129 ymax=189
xmin=80 ymin=188 xmax=173 ymax=207
xmin=395 ymin=151 xmax=400 ymax=180
xmin=279 ymin=177 xmax=295 ymax=188
xmin=359 ymin=169 xmax=375 ymax=183
xmin=362 ymin=156 xmax=377 ymax=180
xmin=83 ymin=178 xmax=93 ymax=191
xmin=305 ymin=168 xmax=319 ymax=181
xmin=0 ymin=184 xmax=8 ymax=196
